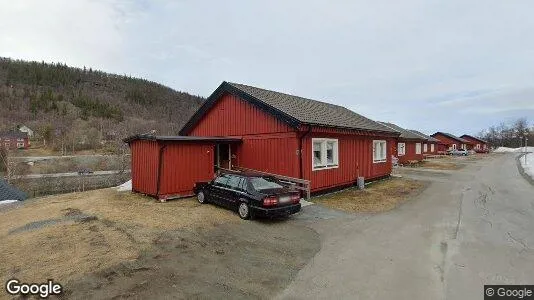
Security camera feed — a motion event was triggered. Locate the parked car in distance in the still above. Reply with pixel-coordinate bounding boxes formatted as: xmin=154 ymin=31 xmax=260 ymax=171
xmin=194 ymin=173 xmax=301 ymax=220
xmin=447 ymin=149 xmax=469 ymax=156
xmin=77 ymin=168 xmax=94 ymax=175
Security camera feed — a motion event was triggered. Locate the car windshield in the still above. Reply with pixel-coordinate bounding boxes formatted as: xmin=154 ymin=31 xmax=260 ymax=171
xmin=249 ymin=177 xmax=284 ymax=191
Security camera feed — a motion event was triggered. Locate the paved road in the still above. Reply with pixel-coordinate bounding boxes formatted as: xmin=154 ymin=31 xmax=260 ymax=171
xmin=10 ymin=170 xmax=130 ymax=179
xmin=279 ymin=154 xmax=534 ymax=299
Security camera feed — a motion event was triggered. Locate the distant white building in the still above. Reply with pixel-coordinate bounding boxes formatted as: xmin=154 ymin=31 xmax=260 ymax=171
xmin=18 ymin=125 xmax=34 ymax=138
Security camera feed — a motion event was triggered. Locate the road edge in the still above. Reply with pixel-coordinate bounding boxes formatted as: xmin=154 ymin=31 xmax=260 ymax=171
xmin=516 ymin=153 xmax=534 ymax=186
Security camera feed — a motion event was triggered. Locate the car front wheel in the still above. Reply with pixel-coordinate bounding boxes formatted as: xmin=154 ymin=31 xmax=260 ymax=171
xmin=238 ymin=202 xmax=251 ymax=220
xmin=197 ymin=191 xmax=207 ymax=204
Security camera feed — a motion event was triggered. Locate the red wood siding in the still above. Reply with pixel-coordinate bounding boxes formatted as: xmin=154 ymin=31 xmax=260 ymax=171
xmin=184 ymin=92 xmax=397 ymax=193
xmin=301 ymin=133 xmax=394 ymax=192
xmin=159 ymin=143 xmax=215 ymax=197
xmin=189 ymin=93 xmax=292 ymax=136
xmin=432 ymin=133 xmax=463 ymax=150
xmin=425 ymin=142 xmax=439 ymax=155
xmin=232 ymin=133 xmax=300 ymax=178
xmin=0 ymin=137 xmax=29 ymax=149
xmin=131 ymin=140 xmax=160 ymax=196
xmin=461 ymin=136 xmax=487 ymax=150
xmin=395 ymin=141 xmax=424 ymax=163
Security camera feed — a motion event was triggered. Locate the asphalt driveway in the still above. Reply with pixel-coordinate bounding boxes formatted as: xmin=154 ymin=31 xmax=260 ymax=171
xmin=279 ymin=153 xmax=534 ymax=299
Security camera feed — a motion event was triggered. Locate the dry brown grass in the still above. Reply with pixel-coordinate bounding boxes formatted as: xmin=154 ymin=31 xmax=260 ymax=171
xmin=0 ymin=188 xmax=237 ymax=286
xmin=313 ymin=177 xmax=427 ymax=213
xmin=419 ymin=160 xmax=461 ymax=170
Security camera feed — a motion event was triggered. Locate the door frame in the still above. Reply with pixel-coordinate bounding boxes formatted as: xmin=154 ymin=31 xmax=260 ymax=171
xmin=215 ymin=143 xmax=232 ymax=170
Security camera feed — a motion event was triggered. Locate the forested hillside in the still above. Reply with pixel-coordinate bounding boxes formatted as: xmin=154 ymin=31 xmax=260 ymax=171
xmin=0 ymin=57 xmax=203 ymax=153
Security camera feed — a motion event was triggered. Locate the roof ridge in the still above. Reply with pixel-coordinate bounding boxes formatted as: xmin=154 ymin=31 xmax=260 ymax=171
xmin=227 ymin=82 xmax=350 ymax=110
xmin=378 ymin=122 xmax=424 ymax=140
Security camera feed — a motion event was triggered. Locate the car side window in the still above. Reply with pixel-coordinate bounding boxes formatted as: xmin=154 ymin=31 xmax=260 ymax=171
xmin=226 ymin=175 xmax=243 ymax=191
xmin=213 ymin=175 xmax=230 ymax=187
xmin=240 ymin=178 xmax=248 ymax=191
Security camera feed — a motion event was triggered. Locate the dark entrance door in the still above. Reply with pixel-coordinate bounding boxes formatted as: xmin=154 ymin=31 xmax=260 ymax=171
xmin=215 ymin=144 xmax=231 ymax=171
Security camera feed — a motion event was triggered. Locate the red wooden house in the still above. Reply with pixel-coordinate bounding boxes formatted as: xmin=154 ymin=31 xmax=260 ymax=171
xmin=0 ymin=131 xmax=30 ymax=150
xmin=460 ymin=135 xmax=488 ymax=152
xmin=378 ymin=122 xmax=426 ymax=163
xmin=126 ymin=82 xmax=400 ymax=199
xmin=431 ymin=132 xmax=472 ymax=152
xmin=408 ymin=130 xmax=440 ymax=155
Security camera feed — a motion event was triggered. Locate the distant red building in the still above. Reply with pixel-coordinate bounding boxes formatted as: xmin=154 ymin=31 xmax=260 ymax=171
xmin=408 ymin=130 xmax=441 ymax=156
xmin=378 ymin=122 xmax=425 ymax=164
xmin=0 ymin=132 xmax=29 ymax=150
xmin=431 ymin=132 xmax=472 ymax=152
xmin=460 ymin=135 xmax=488 ymax=151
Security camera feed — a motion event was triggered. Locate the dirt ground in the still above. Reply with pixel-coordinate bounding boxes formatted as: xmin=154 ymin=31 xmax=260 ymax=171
xmin=0 ymin=189 xmax=319 ymax=299
xmin=312 ymin=177 xmax=428 ymax=213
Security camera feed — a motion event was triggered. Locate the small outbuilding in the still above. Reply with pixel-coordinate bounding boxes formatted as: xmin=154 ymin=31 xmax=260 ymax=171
xmin=124 ymin=135 xmax=241 ymax=199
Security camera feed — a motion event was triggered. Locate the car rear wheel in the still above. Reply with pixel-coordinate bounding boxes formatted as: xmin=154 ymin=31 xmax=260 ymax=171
xmin=197 ymin=191 xmax=207 ymax=204
xmin=238 ymin=202 xmax=250 ymax=220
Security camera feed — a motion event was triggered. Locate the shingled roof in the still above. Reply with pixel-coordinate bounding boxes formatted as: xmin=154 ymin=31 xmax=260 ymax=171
xmin=377 ymin=122 xmax=425 ymax=140
xmin=408 ymin=130 xmax=441 ymax=142
xmin=0 ymin=131 xmax=28 ymax=139
xmin=180 ymin=82 xmax=399 ymax=135
xmin=0 ymin=179 xmax=26 ymax=201
xmin=432 ymin=132 xmax=471 ymax=144
xmin=460 ymin=134 xmax=487 ymax=144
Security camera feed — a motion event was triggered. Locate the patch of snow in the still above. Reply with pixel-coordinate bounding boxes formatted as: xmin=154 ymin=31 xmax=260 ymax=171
xmin=521 ymin=153 xmax=534 ymax=179
xmin=494 ymin=147 xmax=534 ymax=153
xmin=300 ymin=199 xmax=314 ymax=207
xmin=0 ymin=200 xmax=19 ymax=205
xmin=116 ymin=179 xmax=132 ymax=192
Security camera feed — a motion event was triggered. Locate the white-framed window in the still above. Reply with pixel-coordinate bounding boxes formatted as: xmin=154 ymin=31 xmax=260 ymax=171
xmin=423 ymin=143 xmax=428 ymax=153
xmin=476 ymin=143 xmax=480 ymax=149
xmin=461 ymin=143 xmax=466 ymax=150
xmin=312 ymin=138 xmax=339 ymax=170
xmin=17 ymin=143 xmax=24 ymax=148
xmin=17 ymin=138 xmax=24 ymax=142
xmin=452 ymin=144 xmax=457 ymax=150
xmin=415 ymin=143 xmax=422 ymax=154
xmin=373 ymin=140 xmax=387 ymax=163
xmin=397 ymin=142 xmax=406 ymax=156
xmin=431 ymin=144 xmax=435 ymax=152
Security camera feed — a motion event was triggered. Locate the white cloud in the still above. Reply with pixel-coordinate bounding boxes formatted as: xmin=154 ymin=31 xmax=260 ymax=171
xmin=0 ymin=0 xmax=533 ymax=133
xmin=0 ymin=0 xmax=130 ymax=71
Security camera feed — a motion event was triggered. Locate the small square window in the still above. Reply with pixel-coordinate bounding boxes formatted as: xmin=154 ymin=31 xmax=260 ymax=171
xmin=312 ymin=138 xmax=339 ymax=170
xmin=373 ymin=140 xmax=387 ymax=163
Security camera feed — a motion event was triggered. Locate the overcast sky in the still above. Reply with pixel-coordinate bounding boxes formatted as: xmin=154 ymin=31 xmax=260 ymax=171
xmin=1 ymin=0 xmax=533 ymax=135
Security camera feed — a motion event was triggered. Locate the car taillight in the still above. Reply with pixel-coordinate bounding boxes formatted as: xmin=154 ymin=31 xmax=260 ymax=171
xmin=263 ymin=196 xmax=278 ymax=207
xmin=291 ymin=194 xmax=300 ymax=204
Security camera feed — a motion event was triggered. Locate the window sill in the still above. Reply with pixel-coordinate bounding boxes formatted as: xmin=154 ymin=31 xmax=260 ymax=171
xmin=312 ymin=165 xmax=339 ymax=171
xmin=373 ymin=160 xmax=387 ymax=164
